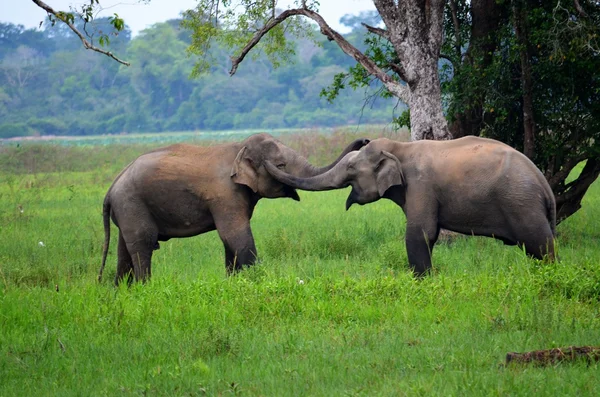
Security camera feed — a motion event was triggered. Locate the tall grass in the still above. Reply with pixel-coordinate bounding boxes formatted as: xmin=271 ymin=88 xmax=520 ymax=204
xmin=0 ymin=130 xmax=599 ymax=395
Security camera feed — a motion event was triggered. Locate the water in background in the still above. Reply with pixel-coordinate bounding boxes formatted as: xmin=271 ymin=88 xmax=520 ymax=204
xmin=0 ymin=128 xmax=343 ymax=147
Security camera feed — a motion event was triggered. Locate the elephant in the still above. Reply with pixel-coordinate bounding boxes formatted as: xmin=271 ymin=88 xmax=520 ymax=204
xmin=264 ymin=136 xmax=556 ymax=276
xmin=98 ymin=133 xmax=369 ymax=285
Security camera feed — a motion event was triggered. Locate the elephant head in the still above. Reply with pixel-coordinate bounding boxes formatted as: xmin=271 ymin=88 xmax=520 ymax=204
xmin=263 ymin=139 xmax=405 ymax=209
xmin=231 ymin=133 xmax=370 ymax=201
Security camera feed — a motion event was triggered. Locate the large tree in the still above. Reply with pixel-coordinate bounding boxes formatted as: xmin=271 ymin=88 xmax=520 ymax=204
xmin=442 ymin=0 xmax=600 ymax=222
xmin=183 ymin=0 xmax=452 ymax=141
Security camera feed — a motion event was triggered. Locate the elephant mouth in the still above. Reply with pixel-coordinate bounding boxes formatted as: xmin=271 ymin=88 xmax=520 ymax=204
xmin=285 ymin=186 xmax=300 ymax=201
xmin=345 ymin=189 xmax=358 ymax=210
xmin=346 ymin=187 xmax=379 ymax=210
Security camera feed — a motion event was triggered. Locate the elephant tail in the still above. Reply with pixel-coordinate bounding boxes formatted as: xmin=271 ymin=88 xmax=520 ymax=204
xmin=98 ymin=196 xmax=111 ymax=283
xmin=547 ymin=189 xmax=557 ymax=237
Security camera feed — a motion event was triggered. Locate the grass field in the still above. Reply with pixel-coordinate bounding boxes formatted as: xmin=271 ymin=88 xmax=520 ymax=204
xmin=1 ymin=130 xmax=599 ymax=396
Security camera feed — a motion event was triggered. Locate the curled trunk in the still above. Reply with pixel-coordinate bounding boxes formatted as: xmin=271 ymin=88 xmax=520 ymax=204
xmin=265 ymin=157 xmax=350 ymax=191
xmin=297 ymin=138 xmax=367 ymax=177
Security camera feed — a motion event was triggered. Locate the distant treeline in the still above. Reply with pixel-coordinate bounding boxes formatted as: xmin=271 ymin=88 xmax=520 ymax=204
xmin=0 ymin=18 xmax=402 ymax=138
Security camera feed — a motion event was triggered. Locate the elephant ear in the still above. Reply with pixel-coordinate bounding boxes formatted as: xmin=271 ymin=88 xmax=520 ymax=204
xmin=231 ymin=146 xmax=258 ymax=192
xmin=376 ymin=150 xmax=405 ymax=196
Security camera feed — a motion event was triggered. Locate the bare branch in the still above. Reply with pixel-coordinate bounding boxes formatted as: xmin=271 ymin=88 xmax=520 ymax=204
xmin=373 ymin=0 xmax=402 ymax=34
xmin=448 ymin=0 xmax=462 ymax=59
xmin=573 ymin=0 xmax=589 ymax=18
xmin=31 ymin=0 xmax=130 ymax=66
xmin=230 ymin=8 xmax=409 ymax=103
xmin=362 ymin=23 xmax=390 ymax=40
xmin=388 ymin=63 xmax=407 ymax=81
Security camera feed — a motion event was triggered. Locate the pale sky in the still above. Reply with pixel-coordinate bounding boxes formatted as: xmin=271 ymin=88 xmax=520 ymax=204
xmin=1 ymin=0 xmax=376 ymax=35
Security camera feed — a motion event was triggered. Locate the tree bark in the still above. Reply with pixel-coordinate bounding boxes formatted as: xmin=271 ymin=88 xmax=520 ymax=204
xmin=407 ymin=62 xmax=449 ymax=140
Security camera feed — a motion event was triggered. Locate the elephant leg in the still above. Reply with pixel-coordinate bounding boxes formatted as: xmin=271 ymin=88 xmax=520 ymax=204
xmin=120 ymin=225 xmax=157 ymax=283
xmin=214 ymin=215 xmax=257 ymax=275
xmin=115 ymin=231 xmax=133 ymax=286
xmin=519 ymin=225 xmax=556 ymax=261
xmin=405 ymin=220 xmax=440 ymax=277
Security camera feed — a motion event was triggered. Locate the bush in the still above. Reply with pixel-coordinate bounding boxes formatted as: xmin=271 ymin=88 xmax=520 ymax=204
xmin=0 ymin=123 xmax=33 ymax=138
xmin=27 ymin=117 xmax=68 ymax=136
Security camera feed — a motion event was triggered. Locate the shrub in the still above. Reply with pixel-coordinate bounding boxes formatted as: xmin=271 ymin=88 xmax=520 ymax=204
xmin=0 ymin=122 xmax=33 ymax=138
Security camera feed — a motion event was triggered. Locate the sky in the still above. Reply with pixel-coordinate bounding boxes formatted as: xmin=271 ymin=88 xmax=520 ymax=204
xmin=1 ymin=0 xmax=376 ymax=35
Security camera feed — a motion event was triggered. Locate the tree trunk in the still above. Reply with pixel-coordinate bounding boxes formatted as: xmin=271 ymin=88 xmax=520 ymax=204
xmin=448 ymin=0 xmax=507 ymax=139
xmin=513 ymin=1 xmax=536 ymax=159
xmin=553 ymin=158 xmax=600 ymax=223
xmin=377 ymin=0 xmax=452 ymax=141
xmin=408 ymin=64 xmax=451 ymax=140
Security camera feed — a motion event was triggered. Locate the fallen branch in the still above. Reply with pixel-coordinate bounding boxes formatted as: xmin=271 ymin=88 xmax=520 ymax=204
xmin=506 ymin=346 xmax=600 ymax=366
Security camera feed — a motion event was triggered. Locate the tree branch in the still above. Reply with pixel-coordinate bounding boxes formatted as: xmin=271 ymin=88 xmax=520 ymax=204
xmin=449 ymin=0 xmax=462 ymax=60
xmin=427 ymin=0 xmax=447 ymax=57
xmin=388 ymin=63 xmax=408 ymax=81
xmin=362 ymin=23 xmax=390 ymax=40
xmin=373 ymin=0 xmax=402 ymax=35
xmin=31 ymin=0 xmax=130 ymax=66
xmin=360 ymin=23 xmax=407 ymax=81
xmin=229 ymin=8 xmax=410 ymax=103
xmin=573 ymin=0 xmax=589 ymax=18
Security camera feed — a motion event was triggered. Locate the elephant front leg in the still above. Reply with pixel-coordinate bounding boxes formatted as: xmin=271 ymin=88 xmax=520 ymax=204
xmin=215 ymin=217 xmax=257 ymax=275
xmin=405 ymin=222 xmax=440 ymax=277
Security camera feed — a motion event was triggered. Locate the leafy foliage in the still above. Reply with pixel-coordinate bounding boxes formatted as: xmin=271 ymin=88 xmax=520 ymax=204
xmin=442 ymin=0 xmax=600 ymax=222
xmin=181 ymin=0 xmax=312 ymax=77
xmin=0 ymin=18 xmax=398 ymax=138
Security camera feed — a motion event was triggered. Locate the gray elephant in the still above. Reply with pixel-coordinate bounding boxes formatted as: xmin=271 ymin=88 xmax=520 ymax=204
xmin=98 ymin=133 xmax=369 ymax=285
xmin=264 ymin=136 xmax=556 ymax=276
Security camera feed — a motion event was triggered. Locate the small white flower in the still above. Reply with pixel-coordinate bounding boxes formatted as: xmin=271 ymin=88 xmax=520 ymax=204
xmin=298 ymin=279 xmax=304 ymax=285
xmin=38 ymin=241 xmax=45 ymax=247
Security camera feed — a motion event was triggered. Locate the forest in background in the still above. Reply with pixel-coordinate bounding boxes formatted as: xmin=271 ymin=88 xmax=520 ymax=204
xmin=0 ymin=14 xmax=400 ymax=138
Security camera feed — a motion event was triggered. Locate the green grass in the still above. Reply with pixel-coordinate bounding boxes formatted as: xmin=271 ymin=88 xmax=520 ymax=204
xmin=1 ymin=133 xmax=599 ymax=396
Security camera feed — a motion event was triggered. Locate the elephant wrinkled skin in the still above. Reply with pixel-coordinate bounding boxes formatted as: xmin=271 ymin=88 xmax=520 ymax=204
xmin=265 ymin=136 xmax=557 ymax=276
xmin=98 ymin=133 xmax=369 ymax=285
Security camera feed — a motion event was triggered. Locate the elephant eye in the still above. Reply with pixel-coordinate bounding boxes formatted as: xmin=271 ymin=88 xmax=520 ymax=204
xmin=374 ymin=160 xmax=384 ymax=172
xmin=276 ymin=163 xmax=286 ymax=169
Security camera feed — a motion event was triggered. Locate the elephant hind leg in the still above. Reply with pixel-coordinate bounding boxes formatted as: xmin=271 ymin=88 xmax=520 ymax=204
xmin=521 ymin=233 xmax=556 ymax=261
xmin=115 ymin=231 xmax=133 ymax=286
xmin=120 ymin=225 xmax=158 ymax=284
xmin=514 ymin=222 xmax=556 ymax=261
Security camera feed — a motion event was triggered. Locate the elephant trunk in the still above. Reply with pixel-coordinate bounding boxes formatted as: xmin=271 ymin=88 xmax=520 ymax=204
xmin=298 ymin=138 xmax=368 ymax=177
xmin=265 ymin=154 xmax=351 ymax=192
